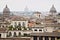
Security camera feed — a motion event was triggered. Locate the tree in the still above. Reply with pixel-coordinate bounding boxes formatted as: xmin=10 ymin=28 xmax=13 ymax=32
xmin=28 ymin=27 xmax=32 ymax=30
xmin=8 ymin=25 xmax=13 ymax=30
xmin=18 ymin=27 xmax=21 ymax=30
xmin=13 ymin=27 xmax=16 ymax=30
xmin=22 ymin=27 xmax=27 ymax=30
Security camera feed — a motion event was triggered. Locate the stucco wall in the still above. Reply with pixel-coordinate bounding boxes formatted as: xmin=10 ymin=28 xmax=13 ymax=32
xmin=10 ymin=21 xmax=28 ymax=27
xmin=0 ymin=33 xmax=7 ymax=38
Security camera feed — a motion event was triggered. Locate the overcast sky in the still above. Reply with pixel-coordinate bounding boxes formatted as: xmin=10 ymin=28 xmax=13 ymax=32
xmin=0 ymin=0 xmax=60 ymax=12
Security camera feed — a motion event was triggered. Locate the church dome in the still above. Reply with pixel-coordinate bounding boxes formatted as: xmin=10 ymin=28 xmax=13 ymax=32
xmin=49 ymin=5 xmax=57 ymax=13
xmin=3 ymin=5 xmax=10 ymax=13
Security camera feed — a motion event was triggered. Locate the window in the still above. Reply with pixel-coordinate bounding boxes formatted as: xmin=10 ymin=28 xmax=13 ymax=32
xmin=14 ymin=22 xmax=17 ymax=27
xmin=24 ymin=33 xmax=27 ymax=36
xmin=18 ymin=22 xmax=21 ymax=27
xmin=19 ymin=32 xmax=21 ymax=36
xmin=8 ymin=32 xmax=12 ymax=37
xmin=33 ymin=36 xmax=37 ymax=40
xmin=23 ymin=22 xmax=25 ymax=27
xmin=0 ymin=34 xmax=1 ymax=38
xmin=39 ymin=37 xmax=43 ymax=40
xmin=51 ymin=37 xmax=55 ymax=40
xmin=34 ymin=29 xmax=37 ymax=31
xmin=15 ymin=22 xmax=17 ymax=25
xmin=39 ymin=29 xmax=42 ymax=31
xmin=45 ymin=36 xmax=49 ymax=40
xmin=39 ymin=15 xmax=40 ymax=18
xmin=53 ymin=21 xmax=57 ymax=23
xmin=2 ymin=25 xmax=4 ymax=27
xmin=13 ymin=32 xmax=17 ymax=37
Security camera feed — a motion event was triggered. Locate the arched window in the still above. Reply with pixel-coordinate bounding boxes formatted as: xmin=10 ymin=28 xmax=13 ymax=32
xmin=18 ymin=22 xmax=21 ymax=27
xmin=34 ymin=29 xmax=37 ymax=31
xmin=8 ymin=32 xmax=12 ymax=37
xmin=14 ymin=22 xmax=17 ymax=27
xmin=39 ymin=29 xmax=42 ymax=31
xmin=23 ymin=22 xmax=25 ymax=27
xmin=39 ymin=15 xmax=40 ymax=18
xmin=18 ymin=32 xmax=21 ymax=36
xmin=2 ymin=25 xmax=4 ymax=27
xmin=13 ymin=32 xmax=17 ymax=37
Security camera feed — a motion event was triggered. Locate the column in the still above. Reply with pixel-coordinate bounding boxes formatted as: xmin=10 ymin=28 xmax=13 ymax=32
xmin=55 ymin=37 xmax=57 ymax=40
xmin=43 ymin=37 xmax=45 ymax=40
xmin=37 ymin=37 xmax=39 ymax=40
xmin=49 ymin=37 xmax=51 ymax=40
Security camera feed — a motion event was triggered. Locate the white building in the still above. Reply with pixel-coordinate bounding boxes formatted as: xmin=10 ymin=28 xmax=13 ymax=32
xmin=10 ymin=16 xmax=28 ymax=27
xmin=8 ymin=30 xmax=32 ymax=37
xmin=0 ymin=28 xmax=7 ymax=38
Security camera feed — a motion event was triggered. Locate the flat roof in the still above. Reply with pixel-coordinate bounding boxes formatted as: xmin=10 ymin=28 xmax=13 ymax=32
xmin=30 ymin=32 xmax=60 ymax=37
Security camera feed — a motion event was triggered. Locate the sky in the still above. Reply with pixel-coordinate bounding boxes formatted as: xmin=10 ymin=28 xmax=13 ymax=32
xmin=0 ymin=0 xmax=60 ymax=12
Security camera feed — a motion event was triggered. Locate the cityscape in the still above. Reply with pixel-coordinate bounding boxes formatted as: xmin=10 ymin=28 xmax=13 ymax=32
xmin=0 ymin=0 xmax=60 ymax=40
